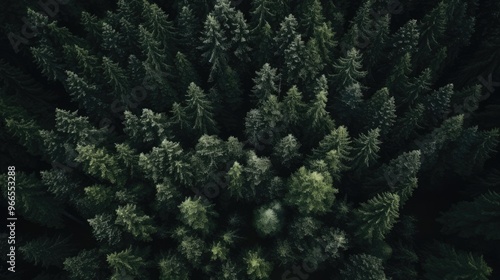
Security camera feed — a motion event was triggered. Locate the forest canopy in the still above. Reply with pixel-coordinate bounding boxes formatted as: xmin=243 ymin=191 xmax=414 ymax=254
xmin=0 ymin=0 xmax=499 ymax=279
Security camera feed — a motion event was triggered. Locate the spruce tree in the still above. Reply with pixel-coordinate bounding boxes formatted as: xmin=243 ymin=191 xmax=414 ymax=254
xmin=353 ymin=192 xmax=400 ymax=242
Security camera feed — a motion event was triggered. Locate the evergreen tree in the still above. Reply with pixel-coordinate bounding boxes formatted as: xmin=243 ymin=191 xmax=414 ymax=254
xmin=244 ymin=249 xmax=273 ymax=280
xmin=250 ymin=0 xmax=274 ymax=30
xmin=352 ymin=128 xmax=381 ymax=169
xmin=88 ymin=213 xmax=123 ymax=246
xmin=200 ymin=15 xmax=229 ymax=80
xmin=340 ymin=253 xmax=387 ymax=280
xmin=177 ymin=4 xmax=200 ymax=57
xmin=297 ymin=0 xmax=325 ymax=36
xmin=115 ymin=204 xmax=157 ymax=241
xmin=353 ymin=192 xmax=400 ymax=242
xmin=63 ymin=249 xmax=104 ymax=280
xmin=282 ymin=85 xmax=306 ymax=127
xmin=75 ymin=144 xmax=125 ymax=186
xmin=285 ymin=166 xmax=338 ymax=214
xmin=272 ymin=134 xmax=302 ymax=168
xmin=158 ymin=253 xmax=190 ymax=280
xmin=363 ymin=87 xmax=396 ymax=137
xmin=185 ymin=82 xmax=218 ymax=135
xmin=106 ymin=248 xmax=145 ymax=280
xmin=331 ymin=48 xmax=367 ymax=92
xmin=251 ymin=63 xmax=279 ymax=102
xmin=178 ymin=197 xmax=218 ymax=234
xmin=254 ymin=201 xmax=284 ymax=236
xmin=174 ymin=52 xmax=201 ymax=93
xmin=306 ymin=78 xmax=335 ymax=134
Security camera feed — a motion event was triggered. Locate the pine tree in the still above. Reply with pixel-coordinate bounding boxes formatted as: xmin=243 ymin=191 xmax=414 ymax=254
xmin=178 ymin=235 xmax=206 ymax=265
xmin=244 ymin=249 xmax=273 ymax=280
xmin=282 ymin=85 xmax=306 ymax=127
xmin=251 ymin=63 xmax=279 ymax=102
xmin=403 ymin=68 xmax=432 ymax=105
xmin=178 ymin=197 xmax=218 ymax=234
xmin=423 ymin=84 xmax=454 ymax=125
xmin=63 ymin=249 xmax=105 ymax=280
xmin=353 ymin=192 xmax=400 ymax=242
xmin=363 ymin=87 xmax=396 ymax=137
xmin=115 ymin=204 xmax=157 ymax=241
xmin=227 ymin=161 xmax=245 ymax=199
xmin=107 ymin=248 xmax=145 ymax=280
xmin=313 ymin=22 xmax=337 ymax=65
xmin=311 ymin=125 xmax=352 ymax=165
xmin=231 ymin=11 xmax=252 ymax=62
xmin=390 ymin=19 xmax=420 ymax=58
xmin=297 ymin=0 xmax=325 ymax=36
xmin=331 ymin=48 xmax=367 ymax=92
xmin=306 ymin=77 xmax=335 ymax=134
xmin=283 ymin=34 xmax=306 ymax=84
xmin=391 ymin=103 xmax=425 ymax=142
xmin=250 ymin=0 xmax=274 ymax=30
xmin=272 ymin=134 xmax=302 ymax=168
xmin=142 ymin=1 xmax=175 ymax=52
xmin=177 ymin=4 xmax=200 ymax=57
xmin=139 ymin=25 xmax=170 ymax=86
xmin=87 ymin=213 xmax=123 ymax=246
xmin=275 ymin=14 xmax=299 ymax=58
xmin=158 ymin=253 xmax=190 ymax=280
xmin=340 ymin=253 xmax=387 ymax=280
xmin=423 ymin=243 xmax=492 ymax=280
xmin=185 ymin=82 xmax=218 ymax=135
xmin=253 ymin=22 xmax=275 ymax=67
xmin=383 ymin=150 xmax=421 ymax=205
xmin=352 ymin=128 xmax=381 ymax=169
xmin=174 ymin=52 xmax=200 ymax=93
xmin=123 ymin=109 xmax=170 ymax=146
xmin=333 ymin=82 xmax=363 ymax=125
xmin=75 ymin=144 xmax=125 ymax=185
xmin=254 ymin=201 xmax=284 ymax=236
xmin=285 ymin=166 xmax=338 ymax=214
xmin=200 ymin=15 xmax=228 ymax=80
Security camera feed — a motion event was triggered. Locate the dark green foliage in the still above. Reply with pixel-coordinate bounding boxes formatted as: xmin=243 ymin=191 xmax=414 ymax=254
xmin=352 ymin=128 xmax=381 ymax=169
xmin=20 ymin=236 xmax=75 ymax=268
xmin=106 ymin=248 xmax=146 ymax=280
xmin=253 ymin=200 xmax=284 ymax=236
xmin=178 ymin=196 xmax=218 ymax=234
xmin=423 ymin=243 xmax=492 ymax=280
xmin=340 ymin=253 xmax=387 ymax=280
xmin=352 ymin=192 xmax=400 ymax=242
xmin=63 ymin=249 xmax=105 ymax=280
xmin=1 ymin=0 xmax=499 ymax=279
xmin=1 ymin=172 xmax=64 ymax=228
xmin=285 ymin=166 xmax=338 ymax=214
xmin=115 ymin=204 xmax=157 ymax=241
xmin=438 ymin=191 xmax=500 ymax=240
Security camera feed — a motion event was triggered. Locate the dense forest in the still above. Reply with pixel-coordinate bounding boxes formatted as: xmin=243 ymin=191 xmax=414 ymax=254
xmin=0 ymin=0 xmax=499 ymax=279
